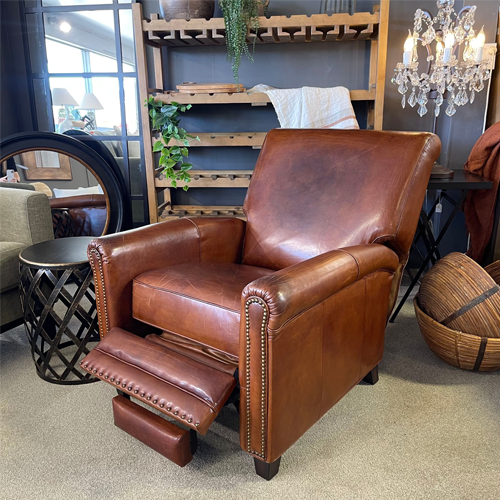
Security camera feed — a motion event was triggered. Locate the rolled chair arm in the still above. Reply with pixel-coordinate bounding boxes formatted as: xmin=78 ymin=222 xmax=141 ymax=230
xmin=242 ymin=244 xmax=399 ymax=332
xmin=239 ymin=244 xmax=399 ymax=462
xmin=88 ymin=217 xmax=246 ymax=337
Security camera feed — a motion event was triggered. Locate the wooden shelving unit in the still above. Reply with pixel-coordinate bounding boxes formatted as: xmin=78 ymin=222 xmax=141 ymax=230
xmin=132 ymin=2 xmax=390 ymax=224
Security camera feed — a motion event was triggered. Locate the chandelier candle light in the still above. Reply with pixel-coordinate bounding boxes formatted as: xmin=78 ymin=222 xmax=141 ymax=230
xmin=392 ymin=0 xmax=491 ymax=118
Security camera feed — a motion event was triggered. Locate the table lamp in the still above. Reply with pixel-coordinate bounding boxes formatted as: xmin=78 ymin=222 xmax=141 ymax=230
xmin=51 ymin=88 xmax=79 ymax=134
xmin=78 ymin=92 xmax=104 ymax=131
xmin=391 ymin=0 xmax=492 ymax=178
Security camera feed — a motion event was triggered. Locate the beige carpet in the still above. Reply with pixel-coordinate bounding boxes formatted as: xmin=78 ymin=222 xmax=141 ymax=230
xmin=1 ymin=302 xmax=499 ymax=500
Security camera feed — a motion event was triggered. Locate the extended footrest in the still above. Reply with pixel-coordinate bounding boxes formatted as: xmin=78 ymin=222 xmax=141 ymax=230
xmin=81 ymin=327 xmax=237 ymax=435
xmin=113 ymin=395 xmax=197 ymax=467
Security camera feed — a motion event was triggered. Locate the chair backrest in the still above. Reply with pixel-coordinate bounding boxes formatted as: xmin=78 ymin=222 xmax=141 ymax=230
xmin=242 ymin=129 xmax=440 ymax=270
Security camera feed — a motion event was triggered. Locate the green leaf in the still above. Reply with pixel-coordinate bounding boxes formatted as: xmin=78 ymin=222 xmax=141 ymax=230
xmin=183 ymin=139 xmax=190 ymax=147
xmin=153 ymin=140 xmax=163 ymax=152
xmin=180 ymin=163 xmax=192 ymax=171
xmin=171 ymin=154 xmax=182 ymax=162
xmin=166 ymin=158 xmax=177 ymax=167
xmin=171 ymin=180 xmax=177 ymax=188
xmin=181 ymin=147 xmax=188 ymax=156
xmin=183 ymin=185 xmax=189 ymax=191
xmin=170 ymin=146 xmax=181 ymax=154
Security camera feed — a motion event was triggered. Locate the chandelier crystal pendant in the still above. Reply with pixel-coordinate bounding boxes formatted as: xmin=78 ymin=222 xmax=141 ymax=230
xmin=392 ymin=0 xmax=491 ymax=118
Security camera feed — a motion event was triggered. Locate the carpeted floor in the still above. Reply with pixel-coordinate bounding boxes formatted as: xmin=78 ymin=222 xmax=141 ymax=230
xmin=1 ymin=302 xmax=499 ymax=500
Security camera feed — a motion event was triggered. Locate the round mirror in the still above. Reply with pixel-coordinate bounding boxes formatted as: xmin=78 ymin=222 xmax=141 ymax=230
xmin=0 ymin=132 xmax=126 ymax=237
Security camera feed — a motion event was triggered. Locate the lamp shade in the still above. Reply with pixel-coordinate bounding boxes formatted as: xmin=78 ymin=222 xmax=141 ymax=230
xmin=79 ymin=92 xmax=104 ymax=110
xmin=51 ymin=88 xmax=78 ymax=106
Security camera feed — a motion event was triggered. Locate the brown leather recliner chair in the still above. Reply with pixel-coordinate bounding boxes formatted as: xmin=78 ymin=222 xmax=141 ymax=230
xmin=81 ymin=129 xmax=440 ymax=479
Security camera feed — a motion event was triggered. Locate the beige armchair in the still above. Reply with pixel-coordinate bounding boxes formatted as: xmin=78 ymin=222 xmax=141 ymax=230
xmin=0 ymin=187 xmax=53 ymax=330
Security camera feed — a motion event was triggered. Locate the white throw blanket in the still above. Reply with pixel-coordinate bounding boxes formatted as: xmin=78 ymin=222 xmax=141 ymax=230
xmin=248 ymin=84 xmax=359 ymax=129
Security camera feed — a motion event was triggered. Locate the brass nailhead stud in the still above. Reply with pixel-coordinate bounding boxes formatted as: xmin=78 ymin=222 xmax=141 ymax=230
xmin=153 ymin=399 xmax=158 ymax=404
xmin=99 ymin=372 xmax=103 ymax=376
xmin=93 ymin=369 xmax=97 ymax=374
xmin=188 ymin=418 xmax=192 ymax=423
xmin=181 ymin=415 xmax=186 ymax=419
xmin=128 ymin=387 xmax=133 ymax=391
xmin=167 ymin=406 xmax=172 ymax=411
xmin=147 ymin=396 xmax=151 ymax=401
xmin=160 ymin=404 xmax=164 ymax=408
xmin=110 ymin=378 xmax=115 ymax=382
xmin=84 ymin=364 xmax=88 ymax=368
xmin=134 ymin=390 xmax=139 ymax=394
xmin=116 ymin=381 xmax=120 ymax=385
xmin=195 ymin=423 xmax=199 ymax=427
xmin=122 ymin=383 xmax=126 ymax=388
xmin=141 ymin=393 xmax=145 ymax=397
xmin=105 ymin=375 xmax=109 ymax=379
xmin=174 ymin=410 xmax=179 ymax=415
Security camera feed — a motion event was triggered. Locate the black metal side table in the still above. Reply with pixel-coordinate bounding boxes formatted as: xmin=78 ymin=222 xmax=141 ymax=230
xmin=390 ymin=170 xmax=493 ymax=322
xmin=19 ymin=237 xmax=100 ymax=384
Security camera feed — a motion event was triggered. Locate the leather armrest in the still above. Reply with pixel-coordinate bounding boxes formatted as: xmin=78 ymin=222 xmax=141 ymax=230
xmin=239 ymin=244 xmax=398 ymax=462
xmin=242 ymin=244 xmax=399 ymax=332
xmin=88 ymin=217 xmax=245 ymax=337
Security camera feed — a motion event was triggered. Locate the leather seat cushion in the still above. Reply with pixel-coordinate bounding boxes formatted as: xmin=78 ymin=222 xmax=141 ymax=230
xmin=132 ymin=262 xmax=274 ymax=356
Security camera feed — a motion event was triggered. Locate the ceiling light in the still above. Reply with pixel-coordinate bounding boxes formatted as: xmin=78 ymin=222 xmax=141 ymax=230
xmin=59 ymin=21 xmax=71 ymax=33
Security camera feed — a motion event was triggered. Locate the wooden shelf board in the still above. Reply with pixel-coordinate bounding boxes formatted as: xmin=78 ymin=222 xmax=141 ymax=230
xmin=153 ymin=132 xmax=266 ymax=148
xmin=143 ymin=12 xmax=380 ymax=33
xmin=159 ymin=205 xmax=246 ymax=220
xmin=155 ymin=170 xmax=253 ymax=188
xmin=153 ymin=89 xmax=374 ymax=104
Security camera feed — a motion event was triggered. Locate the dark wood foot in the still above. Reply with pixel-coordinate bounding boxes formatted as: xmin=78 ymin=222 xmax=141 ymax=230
xmin=363 ymin=365 xmax=379 ymax=385
xmin=254 ymin=457 xmax=281 ymax=480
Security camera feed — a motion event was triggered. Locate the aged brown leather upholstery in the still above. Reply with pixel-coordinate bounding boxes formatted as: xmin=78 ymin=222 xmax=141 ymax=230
xmin=50 ymin=194 xmax=107 ymax=236
xmin=81 ymin=129 xmax=440 ymax=480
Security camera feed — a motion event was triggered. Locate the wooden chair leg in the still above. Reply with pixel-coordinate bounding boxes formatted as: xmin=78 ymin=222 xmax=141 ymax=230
xmin=254 ymin=457 xmax=281 ymax=480
xmin=363 ymin=364 xmax=379 ymax=385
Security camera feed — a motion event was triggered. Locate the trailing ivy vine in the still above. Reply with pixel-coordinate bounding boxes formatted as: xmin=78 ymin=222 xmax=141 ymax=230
xmin=147 ymin=97 xmax=199 ymax=191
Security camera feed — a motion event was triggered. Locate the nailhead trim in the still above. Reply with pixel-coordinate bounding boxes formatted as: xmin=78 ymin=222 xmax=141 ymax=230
xmin=88 ymin=248 xmax=109 ymax=338
xmin=81 ymin=364 xmax=198 ymax=431
xmin=244 ymin=297 xmax=268 ymax=460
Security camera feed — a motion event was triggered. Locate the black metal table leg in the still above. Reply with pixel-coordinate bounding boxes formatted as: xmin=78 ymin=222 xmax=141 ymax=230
xmin=390 ymin=189 xmax=467 ymax=322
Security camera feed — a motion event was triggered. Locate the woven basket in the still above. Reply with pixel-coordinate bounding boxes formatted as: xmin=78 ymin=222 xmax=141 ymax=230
xmin=419 ymin=253 xmax=500 ymax=338
xmin=414 ymin=297 xmax=500 ymax=371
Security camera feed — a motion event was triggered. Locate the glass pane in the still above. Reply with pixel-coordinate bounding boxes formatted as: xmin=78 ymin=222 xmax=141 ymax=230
xmin=124 ymin=77 xmax=139 ymax=135
xmin=132 ymin=200 xmax=145 ymax=225
xmin=89 ymin=52 xmax=117 ymax=73
xmin=42 ymin=1 xmax=112 ymax=6
xmin=33 ymin=79 xmax=52 ymax=132
xmin=89 ymin=77 xmax=121 ymax=133
xmin=120 ymin=9 xmax=135 ymax=72
xmin=26 ymin=14 xmax=44 ymax=74
xmin=128 ymin=141 xmax=142 ymax=196
xmin=118 ymin=0 xmax=132 ymax=4
xmin=43 ymin=10 xmax=117 ymax=72
xmin=24 ymin=1 xmax=37 ymax=8
xmin=45 ymin=38 xmax=84 ymax=74
xmin=49 ymin=77 xmax=86 ymax=131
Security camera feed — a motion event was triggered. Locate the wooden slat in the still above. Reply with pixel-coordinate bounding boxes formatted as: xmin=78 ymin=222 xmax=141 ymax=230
xmin=142 ymin=12 xmax=380 ymax=33
xmin=374 ymin=0 xmax=389 ymax=130
xmin=159 ymin=205 xmax=246 ymax=220
xmin=155 ymin=170 xmax=253 ymax=188
xmin=153 ymin=132 xmax=267 ymax=148
xmin=339 ymin=25 xmax=358 ymax=41
xmin=133 ymin=3 xmax=158 ymax=224
xmin=154 ymin=89 xmax=375 ymax=104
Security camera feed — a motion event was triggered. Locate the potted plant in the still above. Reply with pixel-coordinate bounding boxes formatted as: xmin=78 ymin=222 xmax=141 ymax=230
xmin=219 ymin=0 xmax=269 ymax=84
xmin=147 ymin=97 xmax=199 ymax=190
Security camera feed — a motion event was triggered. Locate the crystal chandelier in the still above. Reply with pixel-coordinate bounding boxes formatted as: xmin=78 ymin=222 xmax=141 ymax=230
xmin=392 ymin=0 xmax=491 ymax=118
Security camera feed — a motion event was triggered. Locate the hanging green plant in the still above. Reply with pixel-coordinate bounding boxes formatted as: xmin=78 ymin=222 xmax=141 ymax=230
xmin=147 ymin=97 xmax=199 ymax=191
xmin=219 ymin=0 xmax=268 ymax=84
